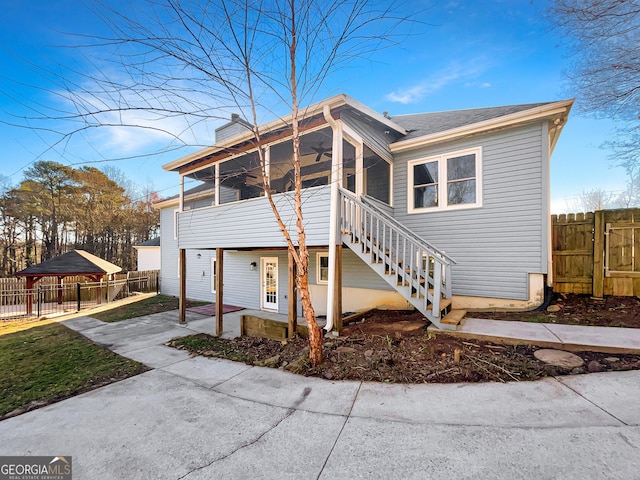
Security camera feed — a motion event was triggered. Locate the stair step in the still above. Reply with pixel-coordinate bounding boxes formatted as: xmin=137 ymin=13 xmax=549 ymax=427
xmin=441 ymin=309 xmax=466 ymax=326
xmin=438 ymin=299 xmax=452 ymax=311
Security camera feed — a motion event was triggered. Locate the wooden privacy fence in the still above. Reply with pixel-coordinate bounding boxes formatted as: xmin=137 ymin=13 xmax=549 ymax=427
xmin=552 ymin=208 xmax=640 ymax=296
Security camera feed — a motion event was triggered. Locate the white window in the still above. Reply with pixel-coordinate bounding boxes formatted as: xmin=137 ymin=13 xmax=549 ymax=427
xmin=173 ymin=209 xmax=179 ymax=239
xmin=317 ymin=252 xmax=329 ymax=284
xmin=408 ymin=147 xmax=482 ymax=213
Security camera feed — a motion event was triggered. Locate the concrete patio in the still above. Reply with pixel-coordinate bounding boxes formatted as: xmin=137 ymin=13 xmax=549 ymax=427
xmin=0 ymin=310 xmax=638 ymax=479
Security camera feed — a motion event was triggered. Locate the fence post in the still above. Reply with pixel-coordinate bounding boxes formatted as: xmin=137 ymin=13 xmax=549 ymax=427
xmin=156 ymin=271 xmax=160 ymax=294
xmin=77 ymin=283 xmax=81 ymax=312
xmin=592 ymin=210 xmax=605 ymax=298
xmin=106 ymin=279 xmax=110 ymax=303
xmin=37 ymin=285 xmax=42 ymax=318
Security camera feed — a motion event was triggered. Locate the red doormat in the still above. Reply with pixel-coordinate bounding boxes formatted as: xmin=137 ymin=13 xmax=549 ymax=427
xmin=187 ymin=303 xmax=244 ymax=316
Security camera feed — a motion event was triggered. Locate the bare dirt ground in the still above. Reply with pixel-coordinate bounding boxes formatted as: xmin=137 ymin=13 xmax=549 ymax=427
xmin=470 ymin=293 xmax=640 ymax=328
xmin=168 ymin=307 xmax=640 ymax=383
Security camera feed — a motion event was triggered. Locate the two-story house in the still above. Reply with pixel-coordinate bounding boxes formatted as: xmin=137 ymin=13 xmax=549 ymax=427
xmin=154 ymin=94 xmax=572 ymax=331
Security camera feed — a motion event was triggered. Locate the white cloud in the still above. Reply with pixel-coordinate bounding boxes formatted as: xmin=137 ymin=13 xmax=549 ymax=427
xmin=385 ymin=57 xmax=491 ymax=104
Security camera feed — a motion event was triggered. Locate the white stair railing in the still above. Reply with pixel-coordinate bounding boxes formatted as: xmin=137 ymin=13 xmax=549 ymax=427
xmin=339 ymin=188 xmax=455 ymax=325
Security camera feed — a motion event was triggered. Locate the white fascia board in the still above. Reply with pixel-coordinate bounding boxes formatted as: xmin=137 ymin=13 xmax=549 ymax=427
xmin=162 ymin=94 xmax=406 ymax=172
xmin=390 ymin=100 xmax=574 ymax=154
xmin=152 ymin=198 xmax=179 ymax=209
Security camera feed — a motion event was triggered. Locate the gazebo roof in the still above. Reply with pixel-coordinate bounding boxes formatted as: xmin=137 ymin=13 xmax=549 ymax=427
xmin=15 ymin=250 xmax=122 ymax=277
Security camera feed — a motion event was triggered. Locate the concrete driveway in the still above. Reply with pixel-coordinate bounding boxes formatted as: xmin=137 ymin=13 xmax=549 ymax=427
xmin=0 ymin=311 xmax=639 ymax=479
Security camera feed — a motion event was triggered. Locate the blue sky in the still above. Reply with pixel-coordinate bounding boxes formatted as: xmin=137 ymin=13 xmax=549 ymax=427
xmin=0 ymin=0 xmax=627 ymax=212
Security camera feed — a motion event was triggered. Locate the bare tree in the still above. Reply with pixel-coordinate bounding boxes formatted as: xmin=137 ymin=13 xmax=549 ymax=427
xmin=34 ymin=0 xmax=407 ymax=366
xmin=567 ymin=187 xmax=615 ymax=212
xmin=548 ymin=0 xmax=640 ymax=118
xmin=548 ymin=0 xmax=640 ymax=171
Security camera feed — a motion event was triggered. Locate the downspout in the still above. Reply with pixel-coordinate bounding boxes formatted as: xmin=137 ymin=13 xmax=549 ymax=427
xmin=323 ymin=105 xmax=341 ymax=331
xmin=179 ymin=174 xmax=184 ymax=212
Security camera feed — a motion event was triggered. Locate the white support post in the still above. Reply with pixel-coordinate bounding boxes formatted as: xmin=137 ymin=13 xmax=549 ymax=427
xmin=355 ymin=142 xmax=364 ymax=198
xmin=323 ymin=106 xmax=342 ymax=331
xmin=264 ymin=146 xmax=271 ymax=191
xmin=214 ymin=163 xmax=220 ymax=206
xmin=179 ymin=174 xmax=184 ymax=212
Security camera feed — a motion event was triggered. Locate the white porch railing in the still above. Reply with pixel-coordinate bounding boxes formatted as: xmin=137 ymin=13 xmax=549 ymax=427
xmin=339 ymin=188 xmax=456 ymax=329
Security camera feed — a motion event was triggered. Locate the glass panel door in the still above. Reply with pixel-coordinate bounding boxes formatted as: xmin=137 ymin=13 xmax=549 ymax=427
xmin=261 ymin=257 xmax=278 ymax=310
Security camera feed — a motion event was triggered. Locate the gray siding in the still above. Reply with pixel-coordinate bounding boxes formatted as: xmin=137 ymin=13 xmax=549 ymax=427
xmin=392 ymin=123 xmax=547 ymax=300
xmin=159 ymin=207 xmax=217 ymax=301
xmin=159 ymin=207 xmax=179 ymax=297
xmin=184 ymin=250 xmax=216 ymax=301
xmin=341 ymin=110 xmax=393 ymax=163
xmin=309 ymin=248 xmax=393 ymax=291
xmin=178 ymin=185 xmax=331 ymax=249
xmin=223 ymin=250 xmax=302 ymax=314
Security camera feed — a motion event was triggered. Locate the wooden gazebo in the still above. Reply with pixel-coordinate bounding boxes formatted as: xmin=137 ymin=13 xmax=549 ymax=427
xmin=15 ymin=250 xmax=122 ymax=314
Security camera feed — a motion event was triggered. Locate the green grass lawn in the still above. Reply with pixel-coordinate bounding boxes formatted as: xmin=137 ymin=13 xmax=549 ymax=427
xmin=91 ymin=294 xmax=208 ymax=323
xmin=0 ymin=323 xmax=148 ymax=419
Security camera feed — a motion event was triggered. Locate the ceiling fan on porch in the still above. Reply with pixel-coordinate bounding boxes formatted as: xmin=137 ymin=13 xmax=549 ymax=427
xmin=305 ymin=140 xmax=332 ymax=162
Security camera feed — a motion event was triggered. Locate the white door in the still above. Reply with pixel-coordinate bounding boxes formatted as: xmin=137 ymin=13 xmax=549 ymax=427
xmin=261 ymin=257 xmax=278 ymax=311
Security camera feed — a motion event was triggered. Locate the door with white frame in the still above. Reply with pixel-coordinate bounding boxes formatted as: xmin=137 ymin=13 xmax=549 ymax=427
xmin=261 ymin=257 xmax=278 ymax=311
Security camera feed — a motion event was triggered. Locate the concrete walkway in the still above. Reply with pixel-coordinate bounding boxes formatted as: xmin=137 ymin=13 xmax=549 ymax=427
xmin=431 ymin=317 xmax=640 ymax=354
xmin=0 ymin=311 xmax=639 ymax=479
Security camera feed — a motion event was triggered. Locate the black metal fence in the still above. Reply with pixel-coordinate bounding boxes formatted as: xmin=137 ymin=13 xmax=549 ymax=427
xmin=0 ymin=271 xmax=159 ymax=321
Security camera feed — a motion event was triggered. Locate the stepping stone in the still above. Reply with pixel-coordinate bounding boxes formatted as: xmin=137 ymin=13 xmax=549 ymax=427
xmin=534 ymin=349 xmax=584 ymax=369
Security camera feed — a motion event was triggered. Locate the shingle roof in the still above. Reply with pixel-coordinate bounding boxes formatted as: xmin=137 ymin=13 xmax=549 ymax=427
xmin=157 ymin=182 xmax=214 ymax=203
xmin=15 ymin=250 xmax=122 ymax=277
xmin=135 ymin=237 xmax=160 ymax=247
xmin=390 ymin=102 xmax=553 ymax=141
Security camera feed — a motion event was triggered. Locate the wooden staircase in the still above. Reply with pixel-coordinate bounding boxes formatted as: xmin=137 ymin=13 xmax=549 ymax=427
xmin=339 ymin=189 xmax=465 ymax=330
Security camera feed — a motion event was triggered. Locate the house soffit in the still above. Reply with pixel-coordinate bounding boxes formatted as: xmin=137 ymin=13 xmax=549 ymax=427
xmin=162 ymin=94 xmax=406 ymax=175
xmin=177 ymin=113 xmax=333 ymax=176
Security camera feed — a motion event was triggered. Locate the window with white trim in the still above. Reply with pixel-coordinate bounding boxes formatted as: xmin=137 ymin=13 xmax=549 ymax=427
xmin=316 ymin=253 xmax=329 ymax=284
xmin=408 ymin=147 xmax=482 ymax=213
xmin=173 ymin=209 xmax=179 ymax=239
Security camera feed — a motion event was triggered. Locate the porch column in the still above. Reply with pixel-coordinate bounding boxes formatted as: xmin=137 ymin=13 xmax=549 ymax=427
xmin=179 ymin=248 xmax=186 ymax=324
xmin=332 ymin=244 xmax=343 ymax=331
xmin=288 ymin=250 xmax=297 ymax=338
xmin=324 ymin=105 xmax=342 ymax=331
xmin=96 ymin=275 xmax=103 ymax=305
xmin=25 ymin=277 xmax=35 ymax=315
xmin=215 ymin=248 xmax=224 ymax=336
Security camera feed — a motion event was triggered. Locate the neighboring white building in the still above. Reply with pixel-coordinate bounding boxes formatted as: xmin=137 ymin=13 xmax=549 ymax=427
xmin=134 ymin=237 xmax=161 ymax=271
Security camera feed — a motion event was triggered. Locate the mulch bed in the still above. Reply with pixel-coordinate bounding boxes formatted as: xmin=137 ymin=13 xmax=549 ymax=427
xmin=471 ymin=294 xmax=640 ymax=328
xmin=168 ymin=308 xmax=640 ymax=383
